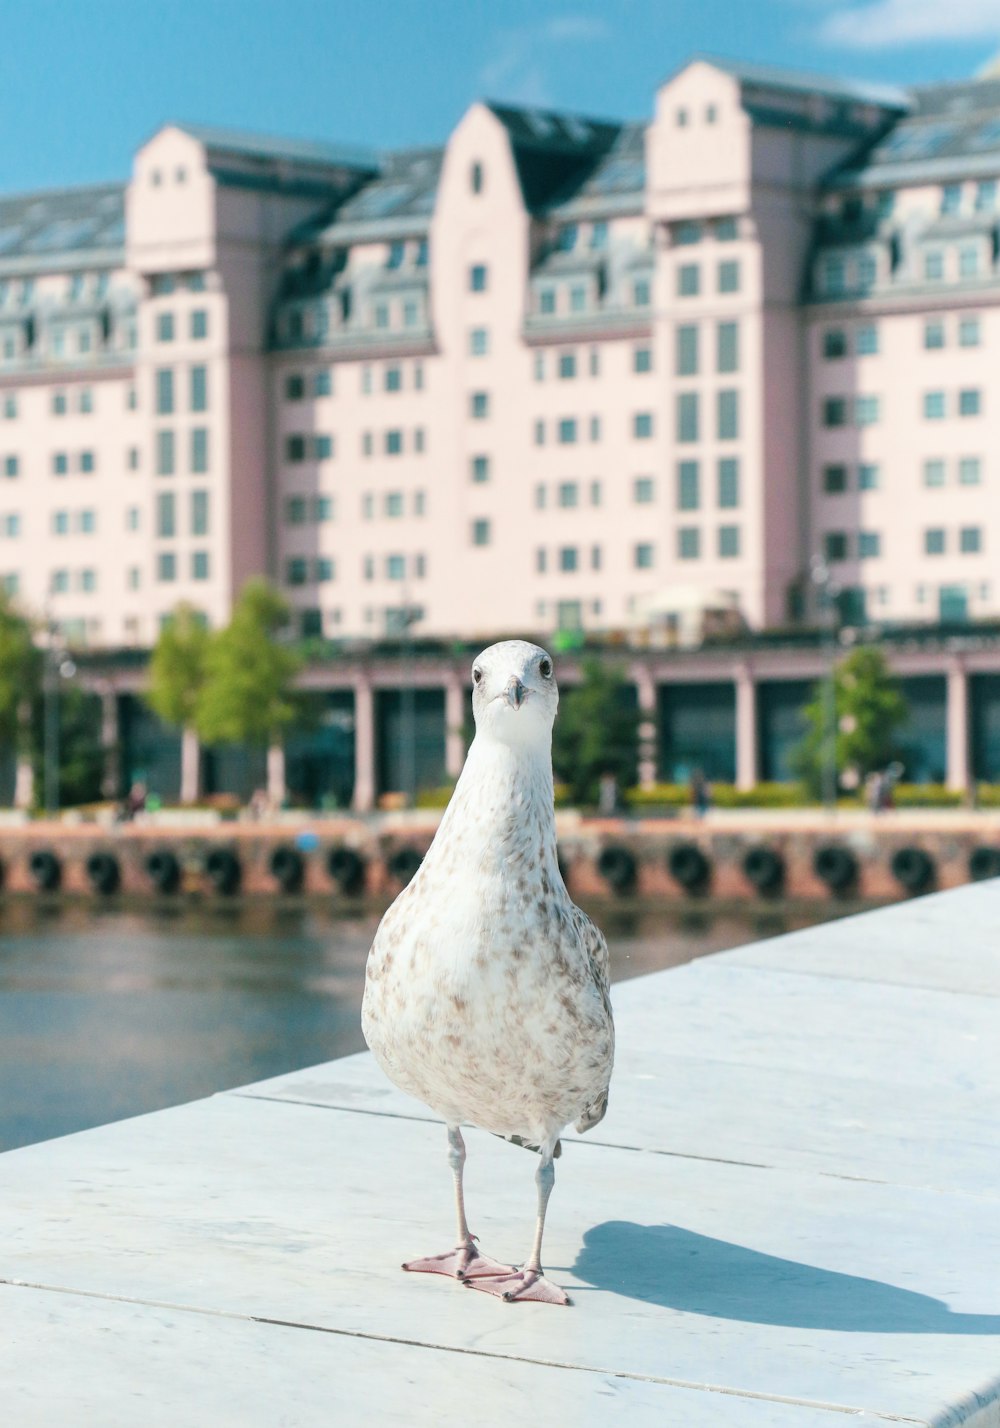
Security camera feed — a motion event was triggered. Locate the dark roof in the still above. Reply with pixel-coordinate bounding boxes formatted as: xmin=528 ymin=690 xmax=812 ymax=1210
xmin=685 ymin=54 xmax=910 ymax=112
xmin=487 ymin=102 xmax=624 ymax=212
xmin=0 ymin=183 xmax=125 ymax=267
xmin=175 ymin=122 xmax=378 ymax=173
xmin=548 ymin=124 xmax=646 ymax=216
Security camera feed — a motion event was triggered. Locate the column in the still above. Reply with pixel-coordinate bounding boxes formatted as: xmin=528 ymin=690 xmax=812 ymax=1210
xmin=735 ymin=661 xmax=757 ymax=791
xmin=444 ymin=671 xmax=466 ymax=781
xmin=100 ymin=687 xmax=121 ymax=800
xmin=946 ymin=658 xmax=970 ymax=793
xmin=352 ymin=677 xmax=376 ymax=813
xmin=634 ymin=664 xmax=658 ymax=790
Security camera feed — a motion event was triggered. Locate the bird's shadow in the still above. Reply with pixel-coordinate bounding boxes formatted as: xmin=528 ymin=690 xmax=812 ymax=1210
xmin=571 ymin=1222 xmax=1000 ymax=1335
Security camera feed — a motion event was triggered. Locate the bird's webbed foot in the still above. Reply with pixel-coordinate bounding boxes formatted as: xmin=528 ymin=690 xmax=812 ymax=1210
xmin=402 ymin=1237 xmax=516 ymax=1281
xmin=464 ymin=1265 xmax=571 ymax=1305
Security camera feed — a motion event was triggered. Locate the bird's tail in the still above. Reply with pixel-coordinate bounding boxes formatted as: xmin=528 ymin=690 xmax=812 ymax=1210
xmin=495 ymin=1133 xmax=562 ymax=1158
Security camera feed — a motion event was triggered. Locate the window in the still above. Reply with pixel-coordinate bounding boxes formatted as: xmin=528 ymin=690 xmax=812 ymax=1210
xmin=285 ymin=496 xmax=307 ymax=524
xmin=718 ymin=260 xmax=740 ymax=293
xmin=374 ymin=303 xmax=389 ymax=330
xmin=858 ymin=531 xmax=881 ymax=559
xmin=634 ymin=543 xmax=654 ymax=569
xmin=192 ymin=551 xmax=210 ymax=581
xmin=362 ymin=493 xmax=373 ymax=519
xmin=718 ymin=458 xmax=739 ymax=508
xmin=590 ymin=480 xmax=602 ymax=506
xmin=858 ymin=463 xmax=880 ymax=490
xmin=959 ymin=316 xmax=980 ymax=348
xmin=677 ymin=461 xmax=699 ymax=510
xmin=959 ymin=457 xmax=981 ymax=485
xmin=414 ymin=361 xmax=424 ymax=390
xmin=677 ymin=392 xmax=699 ymax=443
xmin=678 ymin=528 xmax=700 ymax=560
xmin=959 ymin=389 xmax=981 ymax=417
xmin=960 ymin=526 xmax=982 ymax=554
xmin=856 ymin=324 xmax=878 ymax=355
xmin=717 ymin=321 xmax=739 ymax=372
xmin=128 ymin=446 xmax=139 ymax=471
xmin=53 ymin=452 xmax=68 ymax=476
xmin=190 ymin=428 xmax=208 ymax=473
xmin=633 ymin=477 xmax=654 ymax=504
xmin=677 ymin=264 xmax=699 ymax=297
xmin=156 ymin=491 xmax=175 ymax=537
xmin=570 ymin=284 xmax=586 ymax=313
xmin=190 ymin=365 xmax=207 ymax=412
xmin=632 ymin=278 xmax=651 ymax=307
xmin=314 ymin=495 xmax=333 ymax=520
xmin=823 ymin=328 xmax=846 ymax=359
xmin=590 ymin=221 xmax=607 ymax=250
xmin=925 ymin=528 xmax=946 ymax=555
xmin=469 ymin=264 xmax=487 ymax=293
xmin=79 ymin=569 xmax=96 ymax=593
xmin=79 ymin=388 xmax=93 ymax=414
xmin=286 ymin=435 xmax=306 ymax=462
xmin=384 ymin=366 xmax=402 ymax=393
xmin=675 ymin=221 xmax=701 ymax=246
xmin=156 ymin=313 xmax=174 ymax=342
xmin=470 ymin=392 xmax=489 ymax=419
xmin=539 ymin=288 xmax=556 ymax=316
xmin=470 ymin=160 xmax=484 ymax=195
xmin=191 ymin=309 xmax=208 ymax=340
xmin=362 ymin=432 xmax=373 ymax=456
xmin=314 ymin=434 xmax=333 ymax=460
xmin=3 ymin=455 xmax=17 ymax=478
xmin=558 ymin=482 xmax=578 ymax=508
xmin=823 ymin=397 xmax=847 ymax=427
xmin=589 ymin=347 xmax=600 ymax=376
xmin=959 ymin=246 xmax=979 ymax=279
xmin=823 ymin=463 xmax=848 ymax=494
xmin=557 ymin=352 xmax=577 ymax=381
xmin=633 ymin=346 xmax=652 ymax=374
xmin=924 ymin=320 xmax=945 ymax=349
xmin=385 ymin=430 xmax=403 ymax=455
xmin=156 ymin=430 xmax=175 ymax=475
xmin=591 ymin=545 xmax=602 ymax=570
xmin=718 ymin=525 xmax=740 ymax=558
xmin=717 ymin=390 xmax=739 ymax=439
xmin=79 ymin=509 xmax=96 ymax=534
xmin=385 ymin=491 xmax=404 ymax=517
xmin=855 ymin=395 xmax=880 ymax=426
xmin=976 ymin=179 xmax=997 ymax=212
xmin=589 ymin=415 xmax=601 ymax=442
xmin=676 ymin=324 xmax=698 ymax=375
xmin=823 ymin=256 xmax=845 ymax=295
xmin=824 ymin=532 xmax=848 ymax=561
xmin=924 ymin=459 xmax=945 ymax=487
xmin=191 ymin=490 xmax=209 ymax=536
xmin=2 ymin=394 xmax=16 ymax=419
xmin=559 ymin=547 xmax=578 ymax=573
xmin=315 ymin=558 xmax=334 ymax=583
xmin=558 ymin=418 xmax=577 ymax=444
xmin=857 ymin=253 xmax=877 ymax=288
xmin=413 ymin=491 xmax=425 ymax=517
xmin=469 ymin=327 xmax=488 ymax=357
xmin=941 ymin=183 xmax=962 ymax=215
xmin=471 ymin=455 xmax=489 ymax=483
xmin=536 ymin=548 xmax=547 ymax=573
xmin=53 ymin=510 xmax=69 ymax=535
xmin=633 ymin=412 xmax=653 ymax=440
xmin=924 ymin=251 xmax=944 ymax=281
xmin=676 ymin=107 xmax=688 ymax=126
xmin=924 ymin=391 xmax=945 ymax=419
xmin=311 ymin=369 xmax=331 ymax=398
xmin=155 ymin=368 xmax=174 ymax=414
xmin=386 ymin=555 xmax=406 ymax=581
xmin=286 ymin=558 xmax=308 ymax=586
xmin=79 ymin=450 xmax=95 ymax=474
xmin=52 ymin=391 xmax=67 ymax=415
xmin=51 ymin=569 xmax=69 ymax=593
xmin=472 ymin=518 xmax=491 ymax=546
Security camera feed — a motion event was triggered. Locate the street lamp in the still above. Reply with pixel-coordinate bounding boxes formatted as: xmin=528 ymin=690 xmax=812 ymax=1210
xmin=810 ymin=559 xmax=840 ymax=813
xmin=42 ymin=617 xmax=75 ymax=817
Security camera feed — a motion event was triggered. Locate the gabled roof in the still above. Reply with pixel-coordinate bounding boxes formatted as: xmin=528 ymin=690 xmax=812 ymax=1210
xmin=0 ymin=183 xmax=125 ymax=269
xmin=174 ymin=122 xmax=378 ymax=173
xmin=682 ymin=53 xmax=910 ymax=112
xmin=486 ymin=102 xmax=626 ymax=212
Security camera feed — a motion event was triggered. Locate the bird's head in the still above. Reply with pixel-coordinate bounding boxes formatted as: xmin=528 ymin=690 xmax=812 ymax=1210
xmin=471 ymin=640 xmax=558 ymax=748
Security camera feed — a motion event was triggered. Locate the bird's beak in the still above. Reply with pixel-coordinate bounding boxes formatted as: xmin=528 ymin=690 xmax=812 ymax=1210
xmin=504 ymin=677 xmax=527 ymax=710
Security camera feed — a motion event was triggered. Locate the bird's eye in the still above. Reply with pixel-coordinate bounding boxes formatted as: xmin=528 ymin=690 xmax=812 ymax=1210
xmin=473 ymin=667 xmax=483 ymax=685
xmin=539 ymin=657 xmax=552 ymax=679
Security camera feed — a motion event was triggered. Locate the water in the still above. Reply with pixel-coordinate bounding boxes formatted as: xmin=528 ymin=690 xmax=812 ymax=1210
xmin=0 ymin=899 xmax=853 ymax=1153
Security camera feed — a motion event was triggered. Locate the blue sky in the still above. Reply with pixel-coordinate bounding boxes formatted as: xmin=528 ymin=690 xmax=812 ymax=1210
xmin=2 ymin=0 xmax=999 ymax=192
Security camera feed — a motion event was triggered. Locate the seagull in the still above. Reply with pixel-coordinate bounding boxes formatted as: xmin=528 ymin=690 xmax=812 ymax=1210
xmin=362 ymin=640 xmax=614 ymax=1305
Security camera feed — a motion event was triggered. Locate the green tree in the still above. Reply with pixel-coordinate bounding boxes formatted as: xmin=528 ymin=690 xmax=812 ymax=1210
xmin=146 ymin=604 xmax=210 ymax=803
xmin=195 ymin=580 xmax=302 ymax=803
xmin=791 ymin=646 xmax=908 ymax=799
xmin=552 ymin=657 xmax=639 ymax=807
xmin=31 ymin=685 xmax=104 ymax=808
xmin=0 ymin=594 xmax=42 ymax=807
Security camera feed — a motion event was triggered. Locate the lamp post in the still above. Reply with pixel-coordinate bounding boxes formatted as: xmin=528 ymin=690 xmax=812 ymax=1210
xmin=810 ymin=560 xmax=840 ymax=813
xmin=390 ymin=593 xmax=422 ymax=807
xmin=42 ymin=618 xmax=75 ymax=817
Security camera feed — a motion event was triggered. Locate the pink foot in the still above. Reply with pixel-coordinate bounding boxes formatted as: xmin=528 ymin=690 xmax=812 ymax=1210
xmin=402 ymin=1239 xmax=516 ymax=1282
xmin=464 ymin=1267 xmax=572 ymax=1305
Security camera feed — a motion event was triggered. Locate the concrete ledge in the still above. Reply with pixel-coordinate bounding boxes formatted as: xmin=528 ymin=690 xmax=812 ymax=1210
xmin=2 ymin=883 xmax=999 ymax=1424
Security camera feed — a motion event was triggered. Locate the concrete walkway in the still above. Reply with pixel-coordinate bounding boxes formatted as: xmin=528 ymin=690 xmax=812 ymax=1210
xmin=2 ymin=883 xmax=999 ymax=1425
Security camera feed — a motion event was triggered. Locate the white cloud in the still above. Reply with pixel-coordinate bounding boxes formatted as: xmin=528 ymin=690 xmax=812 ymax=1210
xmin=477 ymin=14 xmax=612 ymax=107
xmin=819 ymin=0 xmax=1000 ymax=48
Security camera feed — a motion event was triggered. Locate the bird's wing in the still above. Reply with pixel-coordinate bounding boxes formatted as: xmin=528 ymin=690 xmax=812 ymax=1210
xmin=570 ymin=906 xmax=614 ymax=1136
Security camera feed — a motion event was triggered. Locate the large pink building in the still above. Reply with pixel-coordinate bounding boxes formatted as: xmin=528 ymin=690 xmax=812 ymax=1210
xmin=2 ymin=55 xmax=1000 ymax=802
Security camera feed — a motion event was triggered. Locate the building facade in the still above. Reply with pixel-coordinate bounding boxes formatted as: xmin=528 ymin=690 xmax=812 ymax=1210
xmin=2 ymin=56 xmax=1000 ymax=803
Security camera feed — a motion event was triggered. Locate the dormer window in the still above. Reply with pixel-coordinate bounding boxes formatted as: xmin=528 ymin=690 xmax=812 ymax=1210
xmin=590 ymin=221 xmax=608 ymax=250
xmin=556 ymin=225 xmax=578 ymax=252
xmin=416 ymin=238 xmax=428 ymax=266
xmin=470 ymin=161 xmax=484 ymax=195
xmin=387 ymin=241 xmax=405 ymax=270
xmin=941 ymin=184 xmax=961 ymax=216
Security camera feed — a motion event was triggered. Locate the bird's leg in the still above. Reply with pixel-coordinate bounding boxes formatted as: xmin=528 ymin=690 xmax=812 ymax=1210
xmin=402 ymin=1125 xmax=516 ymax=1281
xmin=465 ymin=1150 xmax=571 ymax=1305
